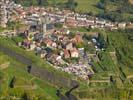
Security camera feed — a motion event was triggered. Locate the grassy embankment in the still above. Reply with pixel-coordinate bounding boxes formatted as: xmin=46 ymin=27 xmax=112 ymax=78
xmin=0 ymin=52 xmax=59 ymax=99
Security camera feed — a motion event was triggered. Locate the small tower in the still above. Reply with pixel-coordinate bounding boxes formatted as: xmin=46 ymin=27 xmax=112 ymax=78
xmin=40 ymin=15 xmax=50 ymax=34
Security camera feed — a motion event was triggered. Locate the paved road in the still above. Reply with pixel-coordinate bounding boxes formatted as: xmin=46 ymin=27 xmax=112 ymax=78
xmin=0 ymin=44 xmax=79 ymax=89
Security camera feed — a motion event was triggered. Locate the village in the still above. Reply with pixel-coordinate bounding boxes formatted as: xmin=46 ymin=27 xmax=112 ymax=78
xmin=17 ymin=27 xmax=101 ymax=80
xmin=0 ymin=0 xmax=133 ymax=99
xmin=0 ymin=0 xmax=131 ymax=30
xmin=0 ymin=0 xmax=132 ymax=81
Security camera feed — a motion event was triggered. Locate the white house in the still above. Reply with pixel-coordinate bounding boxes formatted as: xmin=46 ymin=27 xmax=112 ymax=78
xmin=70 ymin=48 xmax=79 ymax=58
xmin=118 ymin=22 xmax=126 ymax=29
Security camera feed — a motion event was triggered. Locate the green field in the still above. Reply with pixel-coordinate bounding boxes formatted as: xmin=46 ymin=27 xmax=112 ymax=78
xmin=75 ymin=0 xmax=102 ymax=14
xmin=15 ymin=0 xmax=102 ymax=15
xmin=50 ymin=0 xmax=102 ymax=14
xmin=49 ymin=0 xmax=102 ymax=15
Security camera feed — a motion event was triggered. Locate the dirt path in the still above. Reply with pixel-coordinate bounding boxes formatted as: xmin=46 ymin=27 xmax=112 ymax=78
xmin=0 ymin=62 xmax=10 ymax=70
xmin=15 ymin=84 xmax=37 ymax=90
xmin=109 ymin=52 xmax=117 ymax=65
xmin=127 ymin=75 xmax=133 ymax=79
xmin=90 ymin=80 xmax=110 ymax=83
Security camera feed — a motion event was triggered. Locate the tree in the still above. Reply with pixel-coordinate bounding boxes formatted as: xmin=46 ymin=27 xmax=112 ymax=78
xmin=9 ymin=76 xmax=16 ymax=88
xmin=30 ymin=0 xmax=38 ymax=6
xmin=97 ymin=33 xmax=106 ymax=49
xmin=21 ymin=93 xmax=28 ymax=100
xmin=66 ymin=0 xmax=77 ymax=11
xmin=38 ymin=0 xmax=49 ymax=6
xmin=27 ymin=65 xmax=32 ymax=73
xmin=83 ymin=33 xmax=91 ymax=40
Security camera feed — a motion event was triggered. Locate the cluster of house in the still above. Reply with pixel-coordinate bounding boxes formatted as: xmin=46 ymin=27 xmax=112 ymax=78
xmin=0 ymin=1 xmax=130 ymax=80
xmin=0 ymin=0 xmax=132 ymax=31
xmin=21 ymin=29 xmax=82 ymax=59
xmin=65 ymin=15 xmax=128 ymax=29
xmin=18 ymin=29 xmax=95 ymax=80
xmin=0 ymin=30 xmax=16 ymax=37
xmin=21 ymin=7 xmax=129 ymax=30
xmin=23 ymin=9 xmax=128 ymax=31
xmin=0 ymin=0 xmax=24 ymax=27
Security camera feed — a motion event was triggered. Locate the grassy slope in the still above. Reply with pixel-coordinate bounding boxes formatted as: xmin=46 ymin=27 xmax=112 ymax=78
xmin=74 ymin=29 xmax=133 ymax=99
xmin=0 ymin=36 xmax=90 ymax=89
xmin=0 ymin=36 xmax=73 ymax=78
xmin=48 ymin=0 xmax=102 ymax=15
xmin=18 ymin=0 xmax=102 ymax=15
xmin=0 ymin=29 xmax=133 ymax=99
xmin=107 ymin=30 xmax=133 ymax=76
xmin=0 ymin=52 xmax=59 ymax=99
xmin=75 ymin=0 xmax=102 ymax=14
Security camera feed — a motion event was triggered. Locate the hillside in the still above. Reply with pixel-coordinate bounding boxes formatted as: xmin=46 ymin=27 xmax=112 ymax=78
xmin=97 ymin=0 xmax=133 ymax=22
xmin=0 ymin=28 xmax=133 ymax=99
xmin=0 ymin=52 xmax=59 ymax=99
xmin=13 ymin=0 xmax=102 ymax=15
xmin=74 ymin=0 xmax=102 ymax=14
xmin=1 ymin=0 xmax=133 ymax=99
xmin=14 ymin=0 xmax=133 ymax=21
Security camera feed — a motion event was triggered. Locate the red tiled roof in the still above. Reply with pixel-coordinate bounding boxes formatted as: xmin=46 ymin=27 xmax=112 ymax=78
xmin=70 ymin=48 xmax=78 ymax=53
xmin=43 ymin=39 xmax=53 ymax=46
xmin=64 ymin=49 xmax=70 ymax=58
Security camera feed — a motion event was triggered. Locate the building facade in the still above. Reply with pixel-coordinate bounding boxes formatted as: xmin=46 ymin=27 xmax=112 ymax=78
xmin=0 ymin=0 xmax=8 ymax=27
